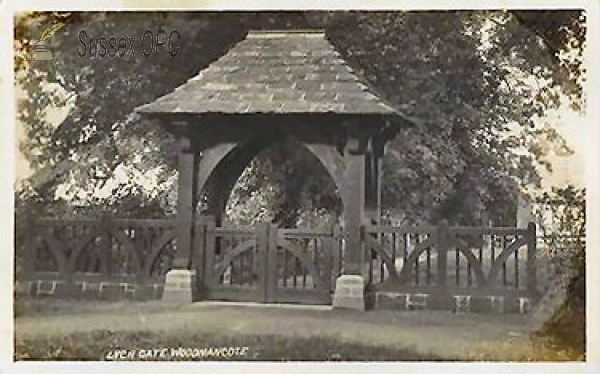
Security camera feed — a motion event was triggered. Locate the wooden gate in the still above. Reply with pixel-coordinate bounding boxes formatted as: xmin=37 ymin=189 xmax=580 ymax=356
xmin=199 ymin=219 xmax=338 ymax=305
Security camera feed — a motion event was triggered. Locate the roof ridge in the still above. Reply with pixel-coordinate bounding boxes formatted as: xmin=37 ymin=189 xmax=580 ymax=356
xmin=246 ymin=29 xmax=325 ymax=38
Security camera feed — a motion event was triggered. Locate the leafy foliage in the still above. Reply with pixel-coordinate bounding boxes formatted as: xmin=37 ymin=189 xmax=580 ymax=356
xmin=534 ymin=186 xmax=586 ymax=353
xmin=512 ymin=10 xmax=586 ymax=111
xmin=14 ymin=11 xmax=585 ymax=227
xmin=536 ymin=185 xmax=585 ymax=264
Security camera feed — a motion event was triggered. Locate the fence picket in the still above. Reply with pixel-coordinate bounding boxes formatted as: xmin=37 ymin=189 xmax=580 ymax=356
xmin=23 ymin=216 xmax=540 ymax=303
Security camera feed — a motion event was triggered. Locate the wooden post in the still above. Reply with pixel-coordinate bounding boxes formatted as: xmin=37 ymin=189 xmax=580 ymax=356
xmin=192 ymin=216 xmax=207 ymax=298
xmin=266 ymin=223 xmax=279 ymax=303
xmin=375 ymin=155 xmax=382 ymax=224
xmin=174 ymin=143 xmax=197 ymax=269
xmin=436 ymin=221 xmax=449 ymax=290
xmin=23 ymin=215 xmax=36 ymax=279
xmin=19 ymin=215 xmax=37 ymax=297
xmin=332 ymin=224 xmax=342 ymax=288
xmin=526 ymin=222 xmax=538 ymax=297
xmin=321 ymin=225 xmax=335 ymax=296
xmin=342 ymin=148 xmax=366 ymax=275
xmin=203 ymin=216 xmax=216 ymax=291
xmin=364 ymin=151 xmax=383 ymax=225
xmin=332 ymin=137 xmax=368 ymax=311
xmin=256 ymin=222 xmax=270 ymax=303
xmin=162 ymin=140 xmax=198 ymax=303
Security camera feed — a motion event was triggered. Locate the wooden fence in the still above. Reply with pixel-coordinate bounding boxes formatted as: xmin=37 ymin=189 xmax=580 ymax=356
xmin=365 ymin=222 xmax=538 ymax=310
xmin=19 ymin=217 xmax=178 ymax=299
xmin=18 ymin=216 xmax=539 ymax=307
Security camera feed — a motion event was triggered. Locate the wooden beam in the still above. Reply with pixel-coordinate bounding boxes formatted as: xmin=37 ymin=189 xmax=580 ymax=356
xmin=342 ymin=148 xmax=366 ymax=275
xmin=174 ymin=144 xmax=197 ymax=269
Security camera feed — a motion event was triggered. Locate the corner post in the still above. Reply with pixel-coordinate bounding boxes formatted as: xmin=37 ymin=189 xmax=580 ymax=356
xmin=436 ymin=221 xmax=449 ymax=290
xmin=163 ymin=138 xmax=198 ymax=303
xmin=333 ymin=134 xmax=368 ymax=311
xmin=174 ymin=139 xmax=197 ymax=269
xmin=21 ymin=214 xmax=36 ymax=296
xmin=433 ymin=220 xmax=449 ymax=307
xmin=365 ymin=140 xmax=384 ymax=226
xmin=526 ymin=222 xmax=538 ymax=298
xmin=342 ymin=139 xmax=366 ymax=275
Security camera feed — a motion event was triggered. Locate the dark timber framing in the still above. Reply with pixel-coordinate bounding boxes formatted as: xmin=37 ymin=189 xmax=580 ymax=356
xmin=135 ymin=30 xmax=413 ymax=300
xmin=19 ymin=31 xmax=542 ymax=310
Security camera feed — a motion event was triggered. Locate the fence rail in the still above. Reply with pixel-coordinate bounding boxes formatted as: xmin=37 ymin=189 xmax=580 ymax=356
xmin=364 ymin=222 xmax=538 ymax=298
xmin=20 ymin=217 xmax=178 ymax=299
xmin=18 ymin=216 xmax=539 ymax=303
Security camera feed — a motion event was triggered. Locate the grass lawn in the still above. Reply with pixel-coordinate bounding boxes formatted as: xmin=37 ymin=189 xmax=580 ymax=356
xmin=14 ymin=299 xmax=584 ymax=361
xmin=15 ymin=330 xmax=446 ymax=361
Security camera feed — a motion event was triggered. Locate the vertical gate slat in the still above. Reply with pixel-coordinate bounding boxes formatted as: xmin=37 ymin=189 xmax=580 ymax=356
xmin=293 ymin=257 xmax=298 ymax=288
xmin=101 ymin=231 xmax=110 ymax=276
xmin=467 ymin=255 xmax=472 ymax=287
xmin=467 ymin=235 xmax=473 ymax=287
xmin=265 ymin=223 xmax=277 ymax=302
xmin=526 ymin=222 xmax=537 ymax=296
xmin=192 ymin=217 xmax=206 ymax=292
xmin=502 ymin=236 xmax=507 ymax=286
xmin=391 ymin=232 xmax=397 ymax=274
xmin=426 ymin=235 xmax=432 ymax=285
xmin=332 ymin=225 xmax=341 ymax=289
xmin=414 ymin=234 xmax=420 ymax=285
xmin=491 ymin=234 xmax=496 ymax=270
xmin=24 ymin=216 xmax=36 ymax=279
xmin=283 ymin=246 xmax=288 ymax=287
xmin=455 ymin=242 xmax=460 ymax=286
xmin=322 ymin=230 xmax=334 ymax=295
xmin=514 ymin=243 xmax=520 ymax=288
xmin=204 ymin=218 xmax=216 ymax=290
xmin=368 ymin=242 xmax=374 ymax=285
xmin=403 ymin=233 xmax=408 ymax=263
xmin=479 ymin=240 xmax=483 ymax=269
xmin=436 ymin=223 xmax=448 ymax=290
xmin=302 ymin=239 xmax=308 ymax=288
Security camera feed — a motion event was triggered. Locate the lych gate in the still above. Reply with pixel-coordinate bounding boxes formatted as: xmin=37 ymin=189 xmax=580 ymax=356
xmin=21 ymin=30 xmax=539 ymax=313
xmin=135 ymin=30 xmax=410 ymax=308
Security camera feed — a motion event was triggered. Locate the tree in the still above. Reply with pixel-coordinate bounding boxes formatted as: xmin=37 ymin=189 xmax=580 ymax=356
xmin=534 ymin=185 xmax=586 ymax=355
xmin=321 ymin=11 xmax=579 ymax=224
xmin=15 ymin=10 xmax=585 ymax=226
xmin=511 ymin=10 xmax=586 ymax=111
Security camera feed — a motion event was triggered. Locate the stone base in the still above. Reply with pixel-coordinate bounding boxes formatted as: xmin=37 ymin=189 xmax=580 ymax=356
xmin=162 ymin=269 xmax=196 ymax=303
xmin=332 ymin=275 xmax=366 ymax=311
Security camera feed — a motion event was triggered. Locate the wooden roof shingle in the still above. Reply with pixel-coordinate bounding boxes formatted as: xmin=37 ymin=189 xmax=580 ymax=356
xmin=136 ymin=30 xmax=397 ymax=116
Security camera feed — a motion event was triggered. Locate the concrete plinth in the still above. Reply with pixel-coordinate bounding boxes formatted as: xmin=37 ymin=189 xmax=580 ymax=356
xmin=162 ymin=269 xmax=196 ymax=303
xmin=332 ymin=275 xmax=366 ymax=311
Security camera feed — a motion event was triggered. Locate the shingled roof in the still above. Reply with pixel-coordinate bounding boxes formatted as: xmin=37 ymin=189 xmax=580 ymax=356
xmin=136 ymin=30 xmax=397 ymax=115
